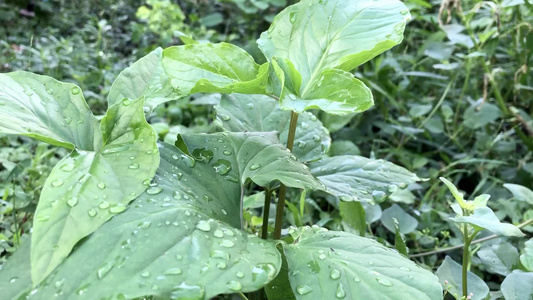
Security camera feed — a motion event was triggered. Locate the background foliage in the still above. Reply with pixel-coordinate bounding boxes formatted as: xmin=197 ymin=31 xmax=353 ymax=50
xmin=0 ymin=0 xmax=532 ymax=299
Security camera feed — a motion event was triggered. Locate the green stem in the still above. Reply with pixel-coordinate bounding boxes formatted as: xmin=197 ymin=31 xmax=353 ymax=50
xmin=237 ymin=292 xmax=249 ymax=300
xmin=261 ymin=187 xmax=273 ymax=240
xmin=273 ymin=111 xmax=299 ymax=240
xmin=462 ymin=224 xmax=470 ymax=298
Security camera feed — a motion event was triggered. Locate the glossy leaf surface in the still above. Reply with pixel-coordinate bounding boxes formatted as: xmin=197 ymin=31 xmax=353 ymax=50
xmin=214 ymin=93 xmax=330 ymax=162
xmin=282 ymin=226 xmax=443 ymax=300
xmin=435 ymin=256 xmax=489 ymax=300
xmin=31 ymin=98 xmax=159 ymax=284
xmin=451 ymin=207 xmax=525 ymax=237
xmin=162 ymin=43 xmax=268 ymax=96
xmin=308 ymin=156 xmax=419 ymax=203
xmin=0 ymin=71 xmax=101 ymax=150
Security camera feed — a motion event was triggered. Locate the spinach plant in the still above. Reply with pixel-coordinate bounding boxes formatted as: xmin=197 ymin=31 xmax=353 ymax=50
xmin=0 ymin=0 xmax=445 ymax=299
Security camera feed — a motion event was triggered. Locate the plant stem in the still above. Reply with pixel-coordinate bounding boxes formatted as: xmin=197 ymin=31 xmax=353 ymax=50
xmin=410 ymin=218 xmax=533 ymax=258
xmin=240 ymin=186 xmax=245 ymax=230
xmin=237 ymin=292 xmax=249 ymax=300
xmin=462 ymin=224 xmax=470 ymax=298
xmin=261 ymin=187 xmax=273 ymax=239
xmin=273 ymin=111 xmax=299 ymax=240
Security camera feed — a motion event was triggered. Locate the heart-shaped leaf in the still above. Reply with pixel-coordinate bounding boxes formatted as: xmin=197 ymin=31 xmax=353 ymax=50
xmin=451 ymin=207 xmax=525 ymax=237
xmin=31 ymin=97 xmax=159 ymax=285
xmin=308 ymin=156 xmax=420 ymax=203
xmin=214 ymin=93 xmax=330 ymax=162
xmin=108 ymin=48 xmax=180 ymax=111
xmin=24 ymin=143 xmax=281 ymax=300
xmin=501 ymin=271 xmax=533 ymax=300
xmin=477 ymin=241 xmax=519 ymax=276
xmin=0 ymin=71 xmax=101 ymax=150
xmin=162 ymin=43 xmax=269 ymax=96
xmin=176 ymin=132 xmax=323 ymax=191
xmin=436 ymin=256 xmax=489 ymax=300
xmin=282 ymin=226 xmax=442 ymax=299
xmin=257 ymin=0 xmax=410 ymax=115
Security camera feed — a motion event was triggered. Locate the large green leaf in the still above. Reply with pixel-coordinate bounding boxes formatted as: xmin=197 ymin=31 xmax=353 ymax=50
xmin=504 ymin=183 xmax=533 ymax=205
xmin=108 ymin=48 xmax=180 ymax=111
xmin=257 ymin=0 xmax=410 ymax=114
xmin=0 ymin=71 xmax=101 ymax=150
xmin=31 ymin=97 xmax=160 ymax=285
xmin=26 ymin=143 xmax=281 ymax=300
xmin=520 ymin=238 xmax=533 ymax=272
xmin=451 ymin=207 xmax=525 ymax=237
xmin=477 ymin=241 xmax=519 ymax=276
xmin=282 ymin=226 xmax=442 ymax=300
xmin=0 ymin=235 xmax=32 ymax=300
xmin=308 ymin=156 xmax=420 ymax=203
xmin=435 ymin=256 xmax=489 ymax=300
xmin=214 ymin=94 xmax=330 ymax=162
xmin=501 ymin=271 xmax=533 ymax=300
xmin=162 ymin=43 xmax=269 ymax=96
xmin=176 ymin=131 xmax=323 ymax=190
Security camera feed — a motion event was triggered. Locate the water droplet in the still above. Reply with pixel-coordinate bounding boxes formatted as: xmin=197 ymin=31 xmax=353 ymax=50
xmin=110 ymin=204 xmax=127 ymax=214
xmin=213 ymin=159 xmax=232 ymax=175
xmin=97 ymin=182 xmax=106 ymax=189
xmin=400 ymin=267 xmax=411 ymax=271
xmin=235 ymin=271 xmax=244 ymax=278
xmin=213 ymin=229 xmax=224 ymax=238
xmin=296 ymin=285 xmax=313 ymax=295
xmin=216 ymin=262 xmax=227 ymax=269
xmin=176 ymin=254 xmax=183 ymax=261
xmin=338 ymin=194 xmax=352 ymax=201
xmin=67 ymin=197 xmax=78 ymax=207
xmin=88 ymin=209 xmax=97 ymax=217
xmin=249 ymin=163 xmax=261 ymax=171
xmin=0 ymin=101 xmax=5 ymax=106
xmin=224 ymin=175 xmax=239 ymax=183
xmin=301 ymin=122 xmax=309 ymax=129
xmin=129 ymin=163 xmax=140 ymax=169
xmin=141 ymin=271 xmax=151 ymax=278
xmin=99 ymin=201 xmax=110 ymax=209
xmin=335 ymin=283 xmax=346 ymax=298
xmin=354 ymin=275 xmax=361 ymax=283
xmin=220 ymin=240 xmax=235 ymax=248
xmin=297 ymin=141 xmax=307 ymax=149
xmin=318 ymin=253 xmax=326 ymax=260
xmin=138 ymin=221 xmax=151 ymax=229
xmin=387 ymin=185 xmax=398 ymax=193
xmin=60 ymin=164 xmax=75 ymax=172
xmin=246 ymin=103 xmax=254 ymax=109
xmin=181 ymin=155 xmax=196 ymax=167
xmin=219 ymin=114 xmax=231 ymax=121
xmin=165 ymin=267 xmax=182 ymax=275
xmin=71 ymin=87 xmax=81 ymax=95
xmin=401 ymin=9 xmax=408 ymax=15
xmin=146 ymin=187 xmax=163 ymax=195
xmin=312 ymin=134 xmax=321 ymax=142
xmin=226 ymin=280 xmax=242 ymax=291
xmin=24 ymin=89 xmax=34 ymax=96
xmin=97 ymin=261 xmax=115 ymax=279
xmin=170 ymin=283 xmax=205 ymax=299
xmin=63 ymin=116 xmax=72 ymax=125
xmin=221 ymin=209 xmax=228 ymax=215
xmin=51 ymin=179 xmax=64 ymax=187
xmin=50 ymin=200 xmax=58 ymax=207
xmin=376 ymin=277 xmax=393 ymax=287
xmin=36 ymin=215 xmax=50 ymax=222
xmin=223 ymin=150 xmax=232 ymax=156
xmin=330 ymin=269 xmax=341 ymax=280
xmin=196 ymin=220 xmax=211 ymax=232
xmin=122 ymin=98 xmax=132 ymax=106
xmin=289 ymin=12 xmax=297 ymax=23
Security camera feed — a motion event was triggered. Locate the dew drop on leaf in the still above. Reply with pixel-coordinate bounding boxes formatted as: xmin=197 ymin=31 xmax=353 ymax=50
xmin=297 ymin=141 xmax=306 ymax=149
xmin=70 ymin=87 xmax=81 ymax=95
xmin=99 ymin=201 xmax=110 ymax=209
xmin=146 ymin=187 xmax=163 ymax=195
xmin=376 ymin=277 xmax=394 ymax=287
xmin=88 ymin=209 xmax=97 ymax=217
xmin=140 ymin=271 xmax=151 ymax=278
xmin=164 ymin=267 xmax=182 ymax=275
xmin=235 ymin=271 xmax=244 ymax=278
xmin=51 ymin=179 xmax=64 ymax=187
xmin=97 ymin=182 xmax=106 ymax=189
xmin=213 ymin=159 xmax=232 ymax=175
xmin=296 ymin=285 xmax=313 ymax=295
xmin=330 ymin=269 xmax=341 ymax=280
xmin=181 ymin=155 xmax=196 ymax=167
xmin=216 ymin=262 xmax=227 ymax=269
xmin=220 ymin=240 xmax=235 ymax=248
xmin=122 ymin=98 xmax=132 ymax=106
xmin=129 ymin=163 xmax=140 ymax=169
xmin=36 ymin=215 xmax=50 ymax=222
xmin=213 ymin=229 xmax=224 ymax=238
xmin=97 ymin=261 xmax=115 ymax=279
xmin=196 ymin=220 xmax=211 ymax=232
xmin=249 ymin=163 xmax=262 ymax=171
xmin=67 ymin=197 xmax=78 ymax=207
xmin=226 ymin=280 xmax=242 ymax=291
xmin=59 ymin=164 xmax=75 ymax=172
xmin=110 ymin=204 xmax=127 ymax=214
xmin=335 ymin=283 xmax=346 ymax=298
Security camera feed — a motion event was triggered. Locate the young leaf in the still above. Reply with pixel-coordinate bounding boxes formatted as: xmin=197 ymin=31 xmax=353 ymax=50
xmin=107 ymin=48 xmax=180 ymax=111
xmin=439 ymin=177 xmax=466 ymax=208
xmin=501 ymin=271 xmax=533 ymax=300
xmin=176 ymin=131 xmax=323 ymax=190
xmin=257 ymin=0 xmax=410 ymax=115
xmin=282 ymin=226 xmax=442 ymax=299
xmin=0 ymin=235 xmax=32 ymax=299
xmin=215 ymin=94 xmax=331 ymax=162
xmin=308 ymin=156 xmax=420 ymax=203
xmin=31 ymin=97 xmax=160 ymax=285
xmin=436 ymin=256 xmax=489 ymax=300
xmin=25 ymin=143 xmax=281 ymax=299
xmin=450 ymin=207 xmax=525 ymax=237
xmin=0 ymin=71 xmax=101 ymax=150
xmin=380 ymin=204 xmax=418 ymax=234
xmin=162 ymin=43 xmax=269 ymax=96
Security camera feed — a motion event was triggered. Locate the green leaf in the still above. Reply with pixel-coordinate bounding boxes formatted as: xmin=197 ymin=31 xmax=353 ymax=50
xmin=451 ymin=207 xmax=525 ymax=237
xmin=162 ymin=43 xmax=269 ymax=96
xmin=257 ymin=0 xmax=410 ymax=114
xmin=381 ymin=204 xmax=418 ymax=234
xmin=265 ymin=247 xmax=297 ymax=300
xmin=31 ymin=97 xmax=159 ymax=285
xmin=0 ymin=235 xmax=32 ymax=300
xmin=504 ymin=183 xmax=533 ymax=205
xmin=108 ymin=48 xmax=180 ymax=111
xmin=282 ymin=226 xmax=442 ymax=300
xmin=339 ymin=201 xmax=366 ymax=236
xmin=308 ymin=156 xmax=420 ymax=203
xmin=436 ymin=256 xmax=489 ymax=300
xmin=439 ymin=177 xmax=466 ymax=208
xmin=393 ymin=219 xmax=409 ymax=256
xmin=214 ymin=94 xmax=330 ymax=162
xmin=520 ymin=238 xmax=533 ymax=272
xmin=27 ymin=143 xmax=281 ymax=299
xmin=501 ymin=271 xmax=533 ymax=300
xmin=0 ymin=71 xmax=101 ymax=150
xmin=176 ymin=131 xmax=323 ymax=190
xmin=477 ymin=241 xmax=519 ymax=276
